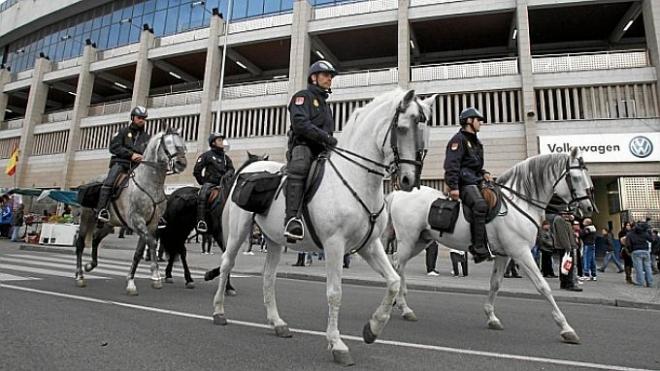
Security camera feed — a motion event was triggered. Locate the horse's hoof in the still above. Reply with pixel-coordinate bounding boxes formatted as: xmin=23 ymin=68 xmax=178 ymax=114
xmin=164 ymin=277 xmax=174 ymax=284
xmin=75 ymin=279 xmax=86 ymax=288
xmin=331 ymin=350 xmax=355 ymax=367
xmin=402 ymin=312 xmax=418 ymax=321
xmin=151 ymin=280 xmax=162 ymax=289
xmin=225 ymin=289 xmax=237 ymax=297
xmin=274 ymin=325 xmax=293 ymax=338
xmin=185 ymin=281 xmax=195 ymax=289
xmin=84 ymin=263 xmax=96 ymax=272
xmin=126 ymin=288 xmax=138 ymax=296
xmin=362 ymin=322 xmax=377 ymax=344
xmin=488 ymin=319 xmax=504 ymax=330
xmin=213 ymin=314 xmax=228 ymax=326
xmin=560 ymin=330 xmax=580 ymax=344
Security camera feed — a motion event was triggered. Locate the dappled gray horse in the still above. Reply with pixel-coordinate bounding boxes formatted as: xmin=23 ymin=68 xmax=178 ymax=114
xmin=212 ymin=89 xmax=435 ymax=366
xmin=75 ymin=128 xmax=187 ymax=295
xmin=385 ymin=148 xmax=596 ymax=344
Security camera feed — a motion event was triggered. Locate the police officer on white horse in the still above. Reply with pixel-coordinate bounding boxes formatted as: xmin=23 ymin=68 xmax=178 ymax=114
xmin=97 ymin=106 xmax=150 ymax=222
xmin=444 ymin=107 xmax=495 ymax=263
xmin=284 ymin=60 xmax=338 ymax=241
xmin=193 ymin=132 xmax=234 ymax=233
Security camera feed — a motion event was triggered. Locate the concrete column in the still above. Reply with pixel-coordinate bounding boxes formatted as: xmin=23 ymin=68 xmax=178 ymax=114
xmin=643 ymin=0 xmax=660 ymax=100
xmin=61 ymin=44 xmax=96 ymax=189
xmin=198 ymin=11 xmax=225 ymax=153
xmin=397 ymin=0 xmax=411 ymax=88
xmin=288 ymin=0 xmax=312 ymax=96
xmin=516 ymin=0 xmax=538 ymax=157
xmin=15 ymin=57 xmax=51 ymax=187
xmin=0 ymin=67 xmax=11 ymax=123
xmin=131 ymin=28 xmax=155 ymax=109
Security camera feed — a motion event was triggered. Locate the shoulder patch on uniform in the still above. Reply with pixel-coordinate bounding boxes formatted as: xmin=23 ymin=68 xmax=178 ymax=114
xmin=313 ymin=99 xmax=319 ymax=107
xmin=295 ymin=96 xmax=305 ymax=105
xmin=127 ymin=132 xmax=133 ymax=138
xmin=450 ymin=142 xmax=459 ymax=151
xmin=197 ymin=156 xmax=203 ymax=163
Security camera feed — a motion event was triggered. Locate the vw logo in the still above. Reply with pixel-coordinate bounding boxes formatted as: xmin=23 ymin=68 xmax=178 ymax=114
xmin=629 ymin=136 xmax=653 ymax=158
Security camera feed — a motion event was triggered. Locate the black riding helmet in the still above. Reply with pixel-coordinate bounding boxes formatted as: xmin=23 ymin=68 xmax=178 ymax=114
xmin=459 ymin=107 xmax=485 ymax=126
xmin=307 ymin=60 xmax=338 ymax=84
xmin=130 ymin=105 xmax=148 ymax=119
xmin=208 ymin=132 xmax=225 ymax=147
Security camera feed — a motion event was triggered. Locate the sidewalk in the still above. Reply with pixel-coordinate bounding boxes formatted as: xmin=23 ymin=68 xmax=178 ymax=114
xmin=17 ymin=234 xmax=660 ymax=311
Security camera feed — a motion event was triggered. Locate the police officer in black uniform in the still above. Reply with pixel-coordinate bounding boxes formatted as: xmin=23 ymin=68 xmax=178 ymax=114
xmin=284 ymin=60 xmax=338 ymax=241
xmin=96 ymin=106 xmax=150 ymax=222
xmin=443 ymin=107 xmax=495 ymax=263
xmin=193 ymin=132 xmax=234 ymax=233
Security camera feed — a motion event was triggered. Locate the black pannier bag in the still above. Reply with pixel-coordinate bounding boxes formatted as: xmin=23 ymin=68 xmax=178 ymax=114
xmin=427 ymin=198 xmax=460 ymax=233
xmin=77 ymin=182 xmax=103 ymax=208
xmin=232 ymin=171 xmax=282 ymax=214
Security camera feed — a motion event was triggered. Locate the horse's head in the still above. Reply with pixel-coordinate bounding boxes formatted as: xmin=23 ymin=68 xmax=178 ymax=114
xmin=158 ymin=128 xmax=188 ymax=174
xmin=554 ymin=148 xmax=597 ymax=218
xmin=384 ymin=90 xmax=436 ymax=192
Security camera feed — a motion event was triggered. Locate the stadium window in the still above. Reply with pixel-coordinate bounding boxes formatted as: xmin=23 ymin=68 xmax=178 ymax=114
xmin=153 ymin=10 xmax=167 ymax=36
xmin=177 ymin=3 xmax=191 ymax=32
xmin=164 ymin=6 xmax=179 ymax=35
xmin=264 ymin=0 xmax=281 ymax=14
xmin=233 ymin=0 xmax=248 ymax=20
xmin=247 ymin=0 xmax=265 ymax=17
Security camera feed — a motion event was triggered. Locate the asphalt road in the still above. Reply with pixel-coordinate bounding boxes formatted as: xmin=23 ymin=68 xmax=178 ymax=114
xmin=1 ymin=249 xmax=659 ymax=371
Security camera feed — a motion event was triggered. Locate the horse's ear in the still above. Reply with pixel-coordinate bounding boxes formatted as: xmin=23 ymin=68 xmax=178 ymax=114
xmin=401 ymin=89 xmax=415 ymax=109
xmin=570 ymin=147 xmax=580 ymax=159
xmin=421 ymin=94 xmax=438 ymax=109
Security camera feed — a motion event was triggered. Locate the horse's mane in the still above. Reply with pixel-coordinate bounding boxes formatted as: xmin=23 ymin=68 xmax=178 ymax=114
xmin=496 ymin=153 xmax=569 ymax=200
xmin=142 ymin=131 xmax=165 ymax=161
xmin=340 ymin=88 xmax=407 ymax=139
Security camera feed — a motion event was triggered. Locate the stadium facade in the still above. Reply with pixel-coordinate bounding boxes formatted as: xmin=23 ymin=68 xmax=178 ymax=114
xmin=0 ymin=0 xmax=658 ymax=231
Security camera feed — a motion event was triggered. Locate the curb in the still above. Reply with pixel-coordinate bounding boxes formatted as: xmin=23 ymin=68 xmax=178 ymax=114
xmin=19 ymin=244 xmax=74 ymax=255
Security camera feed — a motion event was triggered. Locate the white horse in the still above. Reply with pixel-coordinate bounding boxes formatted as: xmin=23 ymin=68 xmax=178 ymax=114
xmin=384 ymin=148 xmax=596 ymax=344
xmin=211 ymin=88 xmax=436 ymax=366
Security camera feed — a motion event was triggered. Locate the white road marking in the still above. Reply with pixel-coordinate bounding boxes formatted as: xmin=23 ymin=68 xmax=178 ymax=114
xmin=0 ymin=264 xmax=109 ymax=279
xmin=0 ymin=273 xmax=37 ymax=281
xmin=0 ymin=283 xmax=651 ymax=371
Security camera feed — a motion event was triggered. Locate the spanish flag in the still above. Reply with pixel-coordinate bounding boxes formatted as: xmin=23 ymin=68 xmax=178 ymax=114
xmin=5 ymin=145 xmax=18 ymax=176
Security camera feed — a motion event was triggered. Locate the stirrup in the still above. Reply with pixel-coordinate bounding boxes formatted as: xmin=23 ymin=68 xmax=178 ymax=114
xmin=97 ymin=209 xmax=110 ymax=223
xmin=157 ymin=217 xmax=167 ymax=230
xmin=284 ymin=217 xmax=305 ymax=241
xmin=196 ymin=220 xmax=208 ymax=233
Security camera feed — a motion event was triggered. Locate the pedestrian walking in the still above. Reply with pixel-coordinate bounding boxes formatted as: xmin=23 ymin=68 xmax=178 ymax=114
xmin=538 ymin=220 xmax=556 ymax=278
xmin=10 ymin=203 xmax=24 ymax=242
xmin=504 ymin=259 xmax=522 ymax=278
xmin=425 ymin=241 xmax=440 ymax=276
xmin=552 ymin=212 xmax=582 ymax=291
xmin=619 ymin=222 xmax=634 ymax=284
xmin=598 ymin=228 xmax=623 ymax=273
xmin=625 ymin=221 xmax=654 ymax=287
xmin=580 ymin=218 xmax=598 ymax=281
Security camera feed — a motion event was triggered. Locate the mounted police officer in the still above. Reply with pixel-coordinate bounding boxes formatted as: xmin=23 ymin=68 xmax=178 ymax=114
xmin=284 ymin=60 xmax=338 ymax=241
xmin=193 ymin=132 xmax=234 ymax=233
xmin=96 ymin=106 xmax=150 ymax=222
xmin=443 ymin=107 xmax=495 ymax=263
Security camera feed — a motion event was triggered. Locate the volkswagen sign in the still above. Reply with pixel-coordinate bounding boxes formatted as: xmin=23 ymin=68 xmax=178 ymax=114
xmin=629 ymin=136 xmax=654 ymax=158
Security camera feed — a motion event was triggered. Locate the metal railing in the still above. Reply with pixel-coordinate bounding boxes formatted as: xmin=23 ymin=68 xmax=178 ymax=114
xmin=332 ymin=68 xmax=398 ymax=89
xmin=0 ymin=0 xmax=19 ymax=13
xmin=148 ymin=90 xmax=202 ymax=108
xmin=411 ymin=57 xmax=519 ymax=81
xmin=532 ymin=50 xmax=649 ymax=74
xmin=313 ymin=0 xmax=397 ymax=19
xmin=223 ymin=79 xmax=289 ymax=99
xmin=228 ymin=12 xmax=293 ymax=33
xmin=41 ymin=110 xmax=74 ymax=124
xmin=88 ymin=99 xmax=132 ymax=117
xmin=0 ymin=118 xmax=24 ymax=130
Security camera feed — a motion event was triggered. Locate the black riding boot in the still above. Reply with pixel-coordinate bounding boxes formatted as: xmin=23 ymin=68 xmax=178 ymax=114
xmin=96 ymin=186 xmax=113 ymax=222
xmin=196 ymin=197 xmax=208 ymax=233
xmin=284 ymin=176 xmax=305 ymax=241
xmin=468 ymin=213 xmax=494 ymax=263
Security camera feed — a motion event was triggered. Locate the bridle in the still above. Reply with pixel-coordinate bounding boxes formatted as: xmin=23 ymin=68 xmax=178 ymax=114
xmin=140 ymin=130 xmax=186 ymax=175
xmin=495 ymin=157 xmax=597 ymax=228
xmin=323 ymin=97 xmax=428 ymax=253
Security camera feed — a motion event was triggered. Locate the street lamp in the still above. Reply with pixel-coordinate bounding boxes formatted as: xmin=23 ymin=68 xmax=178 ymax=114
xmin=214 ymin=0 xmax=234 ymax=134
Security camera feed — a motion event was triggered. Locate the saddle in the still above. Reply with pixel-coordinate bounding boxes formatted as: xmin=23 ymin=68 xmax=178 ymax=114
xmin=462 ymin=186 xmax=505 ymax=224
xmin=76 ymin=172 xmax=130 ymax=208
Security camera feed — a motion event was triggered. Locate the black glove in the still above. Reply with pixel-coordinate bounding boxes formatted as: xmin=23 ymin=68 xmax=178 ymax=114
xmin=325 ymin=135 xmax=338 ymax=147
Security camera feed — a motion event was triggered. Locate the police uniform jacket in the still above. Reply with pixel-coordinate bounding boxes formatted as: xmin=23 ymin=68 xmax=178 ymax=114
xmin=287 ymin=84 xmax=335 ymax=155
xmin=443 ymin=129 xmax=488 ymax=190
xmin=193 ymin=148 xmax=235 ymax=185
xmin=109 ymin=122 xmax=151 ymax=168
